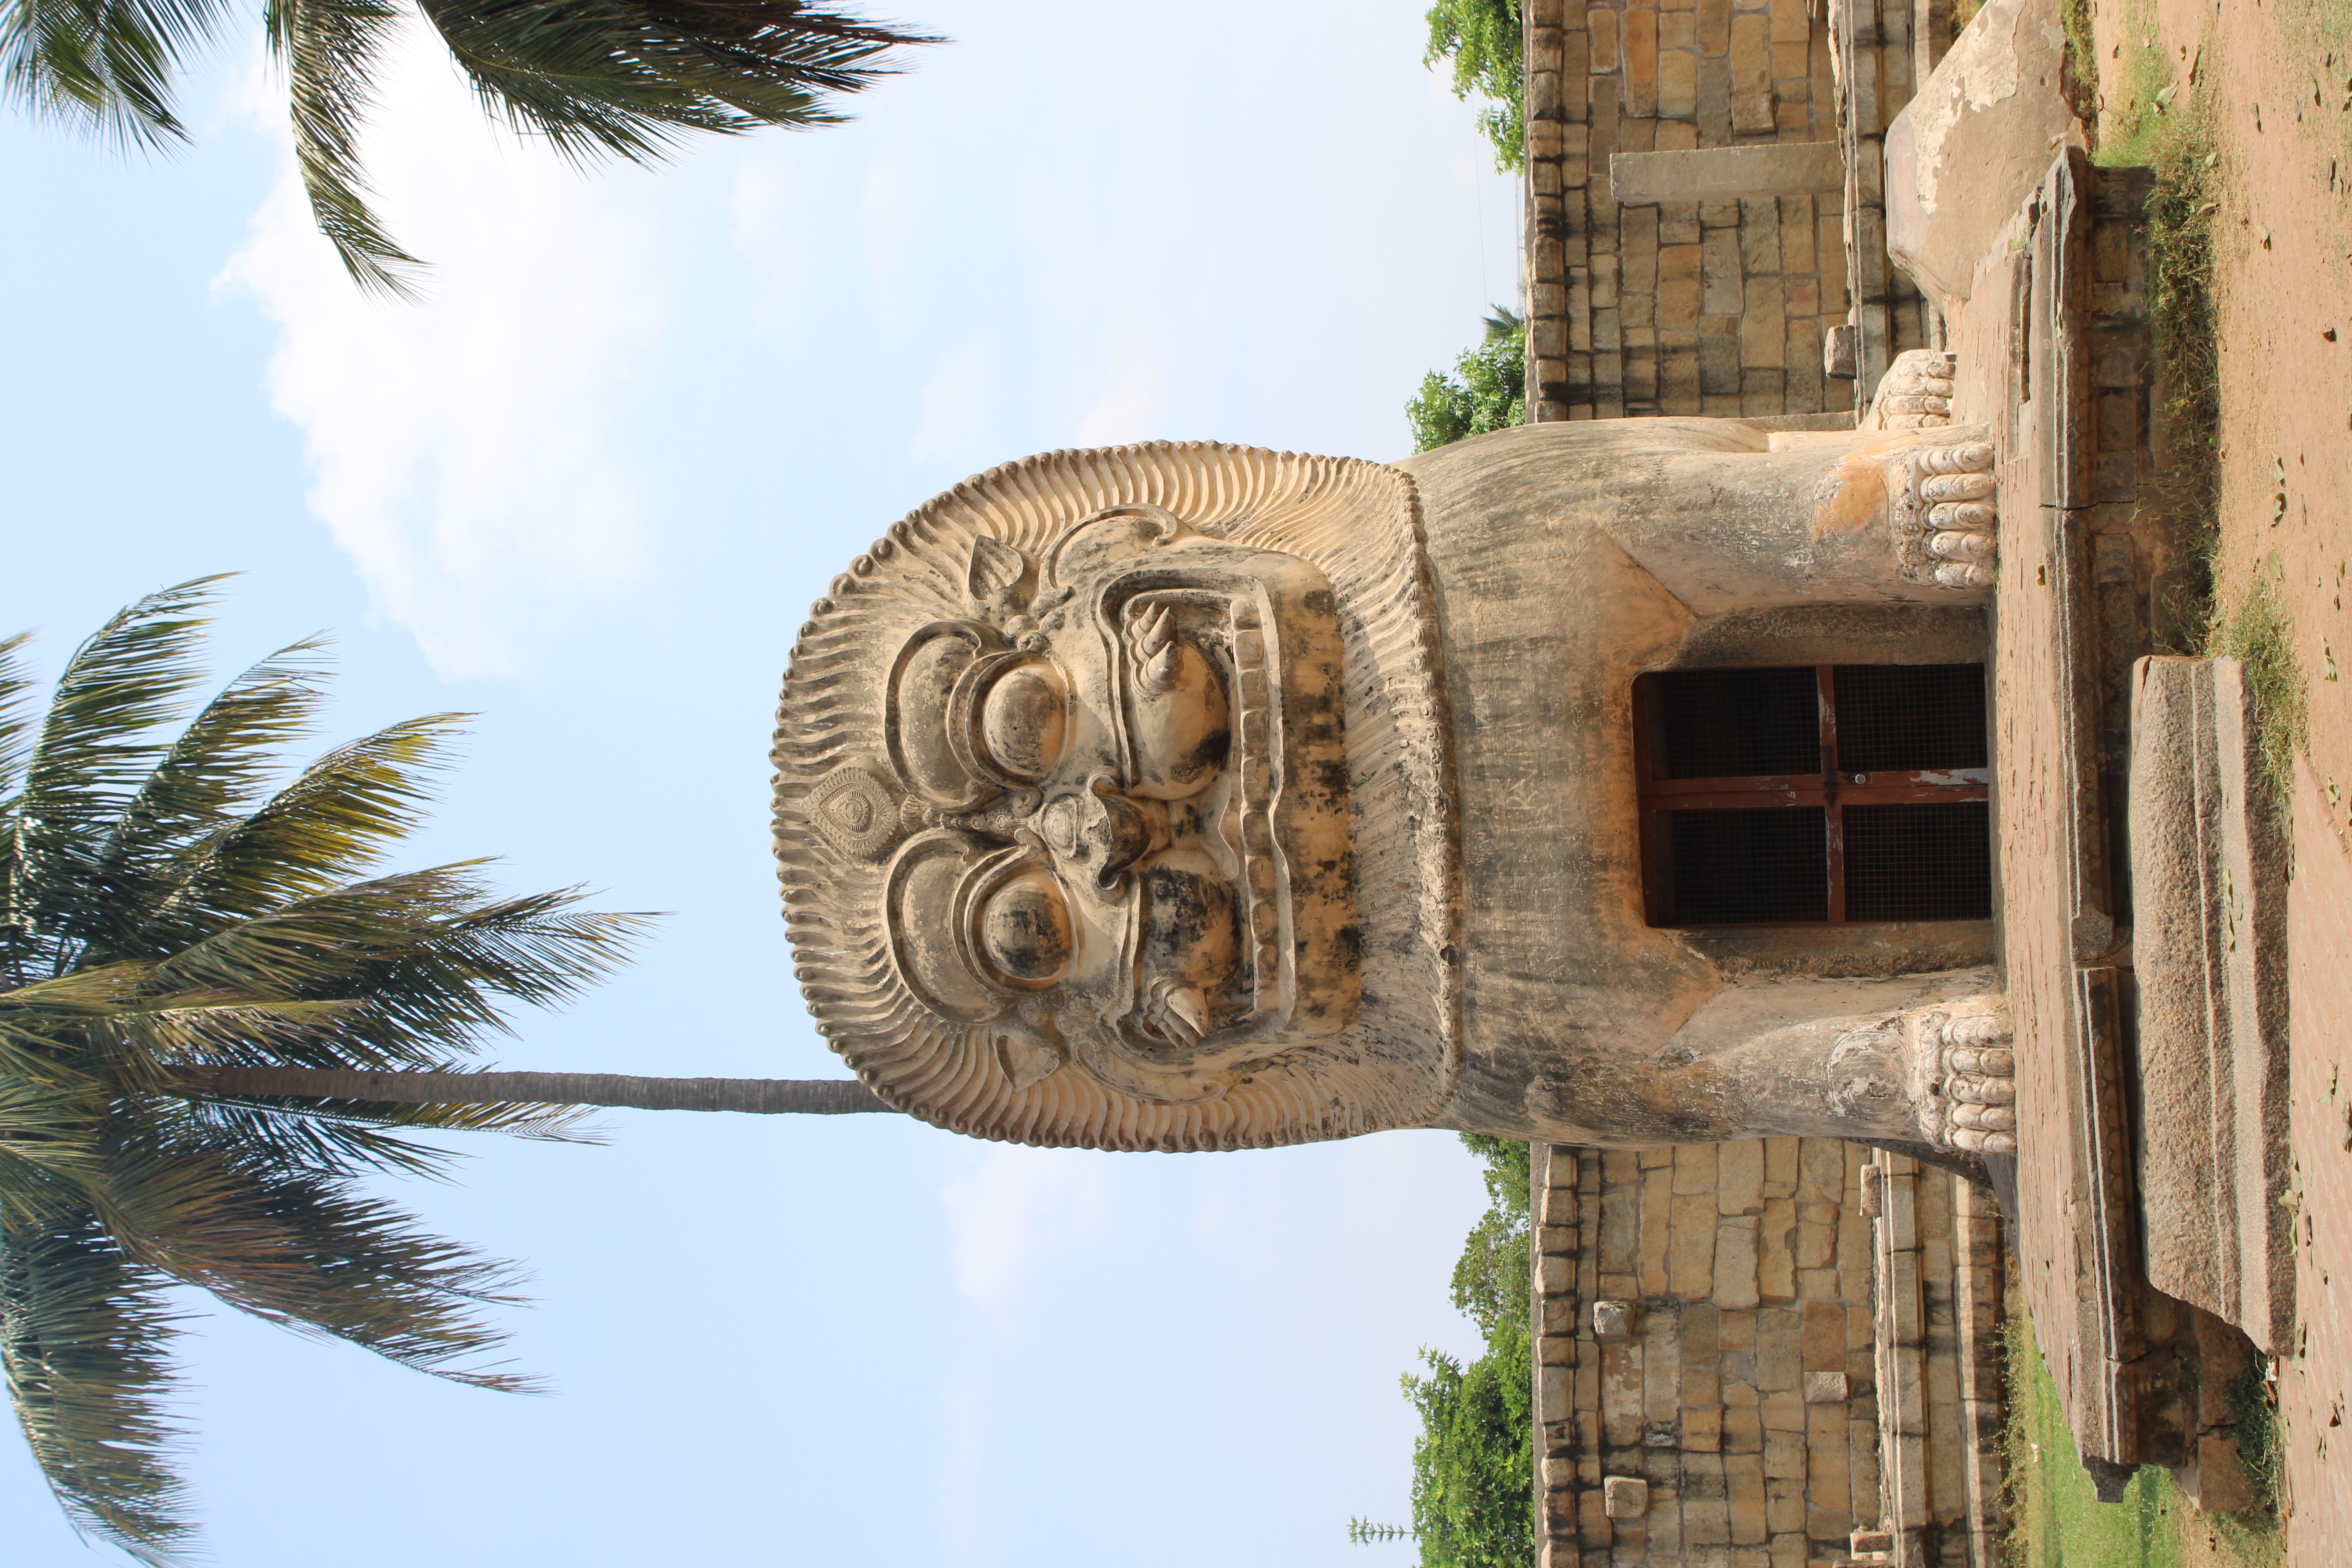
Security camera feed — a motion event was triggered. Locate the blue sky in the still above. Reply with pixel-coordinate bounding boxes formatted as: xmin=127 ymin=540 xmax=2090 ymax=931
xmin=0 ymin=3 xmax=1524 ymax=1561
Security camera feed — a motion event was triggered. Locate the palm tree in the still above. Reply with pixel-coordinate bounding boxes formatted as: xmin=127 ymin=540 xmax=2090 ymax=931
xmin=0 ymin=579 xmax=884 ymax=1564
xmin=2 ymin=0 xmax=938 ymax=296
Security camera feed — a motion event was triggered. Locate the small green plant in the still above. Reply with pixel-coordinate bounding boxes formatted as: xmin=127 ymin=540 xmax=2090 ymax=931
xmin=1406 ymin=308 xmax=1528 ymax=454
xmin=2003 ymin=1307 xmax=2284 ymax=1564
xmin=1349 ymin=1518 xmax=1417 ymax=1544
xmin=2056 ymin=0 xmax=2100 ymax=121
xmin=2212 ymin=580 xmax=2310 ymax=819
xmin=1424 ymin=0 xmax=1525 ymax=171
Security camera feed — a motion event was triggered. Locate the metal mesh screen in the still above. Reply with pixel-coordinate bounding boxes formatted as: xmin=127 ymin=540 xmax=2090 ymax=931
xmin=1664 ymin=808 xmax=1829 ymax=923
xmin=1843 ymin=802 xmax=1993 ymax=920
xmin=1650 ymin=668 xmax=1822 ymax=779
xmin=1831 ymin=664 xmax=1989 ymax=772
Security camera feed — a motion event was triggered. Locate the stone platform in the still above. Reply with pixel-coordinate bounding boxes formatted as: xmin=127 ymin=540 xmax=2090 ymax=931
xmin=1946 ymin=147 xmax=2270 ymax=1492
xmin=1949 ymin=148 xmax=2169 ymax=1478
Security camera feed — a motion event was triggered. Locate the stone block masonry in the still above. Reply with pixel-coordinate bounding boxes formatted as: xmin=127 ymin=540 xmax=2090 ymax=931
xmin=1535 ymin=1140 xmax=1883 ymax=1568
xmin=1523 ymin=0 xmax=1949 ymax=421
xmin=1535 ymin=1141 xmax=2007 ymax=1568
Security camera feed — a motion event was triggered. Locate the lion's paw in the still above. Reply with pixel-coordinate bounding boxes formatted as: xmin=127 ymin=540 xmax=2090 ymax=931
xmin=1867 ymin=348 xmax=1956 ymax=430
xmin=1896 ymin=441 xmax=1998 ymax=590
xmin=1918 ymin=1010 xmax=2017 ymax=1156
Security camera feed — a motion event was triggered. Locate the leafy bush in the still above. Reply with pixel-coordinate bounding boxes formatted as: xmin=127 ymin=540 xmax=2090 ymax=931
xmin=1406 ymin=309 xmax=1527 ymax=454
xmin=1424 ymin=0 xmax=1526 ymax=171
xmin=1399 ymin=1134 xmax=1535 ymax=1568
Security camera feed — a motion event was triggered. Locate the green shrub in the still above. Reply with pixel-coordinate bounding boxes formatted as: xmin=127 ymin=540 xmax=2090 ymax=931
xmin=1398 ymin=1134 xmax=1535 ymax=1568
xmin=1407 ymin=310 xmax=1527 ymax=454
xmin=1423 ymin=0 xmax=1526 ymax=170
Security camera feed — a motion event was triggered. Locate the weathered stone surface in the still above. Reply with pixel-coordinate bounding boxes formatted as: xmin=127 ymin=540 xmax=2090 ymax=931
xmin=1641 ymin=1165 xmax=1676 ymax=1294
xmin=1672 ymin=1194 xmax=1723 ymax=1297
xmin=1769 ymin=1203 xmax=1797 ymax=1298
xmin=1717 ymin=1216 xmax=1763 ymax=1309
xmin=1676 ymin=1142 xmax=1722 ymax=1195
xmin=2129 ymin=656 xmax=2295 ymax=1352
xmin=1882 ymin=0 xmax=2078 ymax=307
xmin=779 ymin=400 xmax=2018 ymax=1160
xmin=1603 ymin=1474 xmax=1651 ymax=1519
xmin=1610 ymin=142 xmax=1844 ymax=204
xmin=1718 ymin=1141 xmax=1766 ymax=1215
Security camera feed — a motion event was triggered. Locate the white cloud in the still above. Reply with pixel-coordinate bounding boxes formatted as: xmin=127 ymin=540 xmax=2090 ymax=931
xmin=942 ymin=1144 xmax=1107 ymax=1323
xmin=726 ymin=149 xmax=808 ymax=332
xmin=217 ymin=22 xmax=671 ymax=677
xmin=856 ymin=142 xmax=918 ymax=282
xmin=936 ymin=1143 xmax=1108 ymax=1568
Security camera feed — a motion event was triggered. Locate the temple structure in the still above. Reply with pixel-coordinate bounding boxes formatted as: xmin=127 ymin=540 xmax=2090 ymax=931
xmin=768 ymin=0 xmax=2283 ymax=1559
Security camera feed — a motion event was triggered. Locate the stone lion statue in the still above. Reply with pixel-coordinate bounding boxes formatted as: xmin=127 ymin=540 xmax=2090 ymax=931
xmin=773 ymin=351 xmax=2015 ymax=1167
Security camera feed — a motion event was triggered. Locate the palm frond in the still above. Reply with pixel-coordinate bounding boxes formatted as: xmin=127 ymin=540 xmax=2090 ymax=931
xmin=0 ymin=579 xmax=225 ymax=987
xmin=167 ymin=1092 xmax=603 ymax=1181
xmin=1 ymin=1206 xmax=192 ymax=1566
xmin=0 ymin=587 xmax=663 ymax=1558
xmin=140 ymin=714 xmax=467 ymax=946
xmin=393 ymin=884 xmax=655 ymax=1015
xmin=0 ymin=631 xmax=38 ymax=800
xmin=0 ymin=1074 xmax=111 ymax=1218
xmin=150 ymin=868 xmax=650 ymax=1067
xmin=265 ymin=0 xmax=425 ymax=298
xmin=418 ymin=0 xmax=936 ymax=167
xmin=74 ymin=637 xmax=334 ymax=964
xmin=95 ymin=1132 xmax=537 ymax=1390
xmin=0 ymin=0 xmax=236 ymax=149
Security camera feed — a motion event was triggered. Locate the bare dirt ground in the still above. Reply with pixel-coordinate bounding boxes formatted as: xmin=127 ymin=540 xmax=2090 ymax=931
xmin=2087 ymin=0 xmax=2352 ymax=1552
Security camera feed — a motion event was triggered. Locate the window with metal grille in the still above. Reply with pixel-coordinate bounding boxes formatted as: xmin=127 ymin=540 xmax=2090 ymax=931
xmin=1634 ymin=664 xmax=1991 ymax=926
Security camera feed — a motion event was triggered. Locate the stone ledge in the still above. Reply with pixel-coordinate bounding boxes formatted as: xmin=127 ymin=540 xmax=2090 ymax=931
xmin=1611 ymin=143 xmax=1846 ymax=205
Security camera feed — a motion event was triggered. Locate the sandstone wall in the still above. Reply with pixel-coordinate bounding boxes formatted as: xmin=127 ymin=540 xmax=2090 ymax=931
xmin=1531 ymin=1140 xmax=2004 ymax=1568
xmin=1521 ymin=0 xmax=1945 ymax=421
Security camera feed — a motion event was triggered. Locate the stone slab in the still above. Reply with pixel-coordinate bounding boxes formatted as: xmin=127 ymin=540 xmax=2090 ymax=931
xmin=1883 ymin=0 xmax=2078 ymax=309
xmin=2127 ymin=656 xmax=2295 ymax=1352
xmin=1611 ymin=143 xmax=1846 ymax=204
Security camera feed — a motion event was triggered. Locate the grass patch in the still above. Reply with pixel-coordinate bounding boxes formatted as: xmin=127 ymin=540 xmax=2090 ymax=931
xmin=2114 ymin=86 xmax=2224 ymax=653
xmin=2211 ymin=579 xmax=2310 ymax=819
xmin=2223 ymin=1368 xmax=2288 ymax=1513
xmin=2003 ymin=1310 xmax=2284 ymax=1568
xmin=2058 ymin=0 xmax=2102 ymax=123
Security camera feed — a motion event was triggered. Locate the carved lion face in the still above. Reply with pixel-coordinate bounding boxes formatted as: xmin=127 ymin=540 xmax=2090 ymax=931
xmin=877 ymin=505 xmax=1358 ymax=1105
xmin=774 ymin=443 xmax=1457 ymax=1151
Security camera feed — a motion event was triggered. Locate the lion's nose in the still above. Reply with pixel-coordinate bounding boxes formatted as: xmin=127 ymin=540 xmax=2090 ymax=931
xmin=1085 ymin=773 xmax=1169 ymax=884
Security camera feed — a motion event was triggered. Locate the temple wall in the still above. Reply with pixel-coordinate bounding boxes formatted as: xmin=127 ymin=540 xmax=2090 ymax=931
xmin=1522 ymin=0 xmax=1950 ymax=421
xmin=1530 ymin=1140 xmax=2003 ymax=1567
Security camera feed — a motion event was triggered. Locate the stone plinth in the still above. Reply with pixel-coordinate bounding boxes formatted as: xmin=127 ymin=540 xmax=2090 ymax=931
xmin=2128 ymin=656 xmax=2294 ymax=1353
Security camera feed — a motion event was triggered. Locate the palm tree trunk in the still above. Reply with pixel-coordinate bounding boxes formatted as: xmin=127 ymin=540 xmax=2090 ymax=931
xmin=178 ymin=1068 xmax=892 ymax=1114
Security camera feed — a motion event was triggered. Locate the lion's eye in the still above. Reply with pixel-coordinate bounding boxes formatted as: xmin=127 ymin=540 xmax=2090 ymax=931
xmin=978 ymin=660 xmax=1067 ymax=780
xmin=978 ymin=869 xmax=1073 ymax=986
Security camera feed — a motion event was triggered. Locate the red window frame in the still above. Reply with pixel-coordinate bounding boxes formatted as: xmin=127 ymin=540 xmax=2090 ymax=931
xmin=1633 ymin=665 xmax=1991 ymax=926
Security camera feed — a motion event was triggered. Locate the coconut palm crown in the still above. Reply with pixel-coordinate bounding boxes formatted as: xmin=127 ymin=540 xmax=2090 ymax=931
xmin=0 ymin=579 xmax=889 ymax=1563
xmin=2 ymin=0 xmax=937 ymax=296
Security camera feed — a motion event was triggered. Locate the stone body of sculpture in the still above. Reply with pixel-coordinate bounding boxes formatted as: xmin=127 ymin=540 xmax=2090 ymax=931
xmin=773 ymin=352 xmax=2017 ymax=1166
